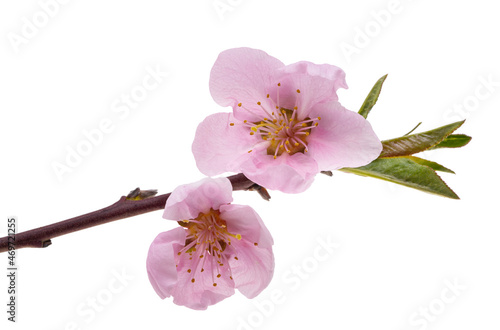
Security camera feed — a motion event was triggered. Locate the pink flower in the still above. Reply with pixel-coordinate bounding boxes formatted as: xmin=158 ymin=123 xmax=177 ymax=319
xmin=146 ymin=177 xmax=274 ymax=310
xmin=192 ymin=47 xmax=382 ymax=193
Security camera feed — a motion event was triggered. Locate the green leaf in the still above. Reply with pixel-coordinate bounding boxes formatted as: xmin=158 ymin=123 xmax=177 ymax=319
xmin=340 ymin=157 xmax=459 ymax=199
xmin=405 ymin=156 xmax=455 ymax=174
xmin=358 ymin=74 xmax=388 ymax=119
xmin=380 ymin=120 xmax=465 ymax=157
xmin=429 ymin=134 xmax=472 ymax=150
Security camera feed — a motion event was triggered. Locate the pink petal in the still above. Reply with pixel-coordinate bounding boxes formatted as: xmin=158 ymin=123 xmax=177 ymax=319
xmin=226 ymin=238 xmax=274 ymax=299
xmin=170 ymin=248 xmax=235 ymax=310
xmin=163 ymin=177 xmax=233 ymax=220
xmin=219 ymin=204 xmax=274 ymax=249
xmin=147 ymin=227 xmax=236 ymax=310
xmin=209 ymin=47 xmax=285 ymax=122
xmin=307 ymin=101 xmax=382 ymax=170
xmin=272 ymin=61 xmax=348 ymax=119
xmin=218 ymin=204 xmax=275 ymax=298
xmin=146 ymin=227 xmax=185 ymax=300
xmin=192 ymin=112 xmax=256 ymax=176
xmin=241 ymin=152 xmax=318 ymax=193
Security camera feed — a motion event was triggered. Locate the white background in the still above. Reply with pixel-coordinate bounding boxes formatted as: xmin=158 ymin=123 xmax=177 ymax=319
xmin=1 ymin=1 xmax=499 ymax=329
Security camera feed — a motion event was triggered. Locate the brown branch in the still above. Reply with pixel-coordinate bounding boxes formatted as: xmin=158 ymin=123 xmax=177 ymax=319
xmin=0 ymin=173 xmax=260 ymax=253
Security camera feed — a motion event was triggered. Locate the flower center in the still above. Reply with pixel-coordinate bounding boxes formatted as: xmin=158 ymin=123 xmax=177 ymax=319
xmin=176 ymin=208 xmax=240 ymax=286
xmin=254 ymin=107 xmax=319 ymax=158
xmin=232 ymin=83 xmax=321 ymax=159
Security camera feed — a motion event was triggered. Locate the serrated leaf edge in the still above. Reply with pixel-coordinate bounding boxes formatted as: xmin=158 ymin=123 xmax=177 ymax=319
xmin=381 ymin=120 xmax=465 ymax=157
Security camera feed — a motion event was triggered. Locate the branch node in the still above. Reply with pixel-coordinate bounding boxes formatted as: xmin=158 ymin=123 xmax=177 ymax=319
xmin=247 ymin=184 xmax=271 ymax=201
xmin=126 ymin=188 xmax=158 ymax=200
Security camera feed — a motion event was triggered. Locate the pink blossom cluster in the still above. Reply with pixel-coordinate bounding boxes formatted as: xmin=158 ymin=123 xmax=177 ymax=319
xmin=147 ymin=48 xmax=382 ymax=309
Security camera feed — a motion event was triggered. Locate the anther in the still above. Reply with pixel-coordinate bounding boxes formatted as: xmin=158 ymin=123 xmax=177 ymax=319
xmin=296 ymin=89 xmax=301 ymax=93
xmin=230 ymin=123 xmax=234 ymax=126
xmin=238 ymin=103 xmax=242 ymax=107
